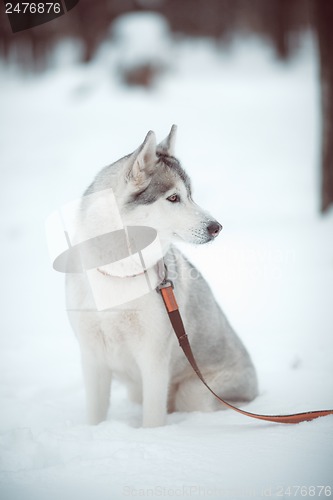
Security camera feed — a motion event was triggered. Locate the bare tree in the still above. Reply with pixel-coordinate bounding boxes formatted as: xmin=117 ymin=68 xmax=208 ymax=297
xmin=313 ymin=0 xmax=333 ymax=212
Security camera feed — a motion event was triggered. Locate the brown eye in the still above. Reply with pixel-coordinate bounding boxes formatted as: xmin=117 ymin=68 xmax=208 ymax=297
xmin=167 ymin=194 xmax=180 ymax=203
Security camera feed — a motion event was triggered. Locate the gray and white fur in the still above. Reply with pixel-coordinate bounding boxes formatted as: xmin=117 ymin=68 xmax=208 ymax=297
xmin=66 ymin=125 xmax=258 ymax=427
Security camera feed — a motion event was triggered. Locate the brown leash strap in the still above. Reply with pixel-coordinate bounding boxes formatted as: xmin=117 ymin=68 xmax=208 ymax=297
xmin=158 ymin=281 xmax=333 ymax=424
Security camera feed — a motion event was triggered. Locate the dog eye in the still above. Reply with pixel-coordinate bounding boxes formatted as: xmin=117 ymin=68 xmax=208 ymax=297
xmin=167 ymin=194 xmax=180 ymax=203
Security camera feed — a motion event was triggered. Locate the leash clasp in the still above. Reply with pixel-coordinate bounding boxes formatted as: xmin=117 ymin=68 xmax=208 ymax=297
xmin=157 ymin=279 xmax=174 ymax=291
xmin=156 ymin=262 xmax=178 ymax=312
xmin=156 ymin=263 xmax=174 ymax=292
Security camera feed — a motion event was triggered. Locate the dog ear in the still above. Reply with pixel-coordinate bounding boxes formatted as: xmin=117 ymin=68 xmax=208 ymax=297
xmin=157 ymin=124 xmax=177 ymax=156
xmin=127 ymin=130 xmax=157 ymax=188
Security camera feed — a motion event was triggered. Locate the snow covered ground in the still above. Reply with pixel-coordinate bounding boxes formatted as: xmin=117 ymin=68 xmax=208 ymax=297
xmin=0 ymin=15 xmax=332 ymax=500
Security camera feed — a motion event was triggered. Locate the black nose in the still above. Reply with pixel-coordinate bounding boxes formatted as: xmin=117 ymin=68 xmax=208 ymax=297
xmin=207 ymin=221 xmax=222 ymax=238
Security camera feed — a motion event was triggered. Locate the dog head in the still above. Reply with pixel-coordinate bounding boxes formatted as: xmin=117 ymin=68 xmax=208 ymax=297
xmin=84 ymin=126 xmax=222 ymax=253
xmin=114 ymin=125 xmax=222 ymax=249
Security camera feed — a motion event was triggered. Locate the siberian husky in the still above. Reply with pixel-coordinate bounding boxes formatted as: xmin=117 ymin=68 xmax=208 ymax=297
xmin=66 ymin=125 xmax=258 ymax=427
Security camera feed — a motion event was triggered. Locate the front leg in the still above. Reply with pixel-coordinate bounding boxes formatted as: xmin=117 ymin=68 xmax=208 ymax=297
xmin=136 ymin=325 xmax=171 ymax=427
xmin=141 ymin=362 xmax=170 ymax=427
xmin=135 ymin=308 xmax=175 ymax=427
xmin=80 ymin=349 xmax=112 ymax=425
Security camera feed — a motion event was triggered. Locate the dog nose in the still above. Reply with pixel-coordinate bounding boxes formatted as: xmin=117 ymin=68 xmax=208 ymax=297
xmin=207 ymin=222 xmax=222 ymax=238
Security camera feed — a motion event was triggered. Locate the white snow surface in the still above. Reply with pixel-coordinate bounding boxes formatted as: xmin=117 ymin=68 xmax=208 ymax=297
xmin=0 ymin=19 xmax=332 ymax=500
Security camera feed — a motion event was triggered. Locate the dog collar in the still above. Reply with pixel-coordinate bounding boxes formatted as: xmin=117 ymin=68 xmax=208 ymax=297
xmin=96 ymin=267 xmax=146 ymax=279
xmin=97 ymin=259 xmax=166 ymax=281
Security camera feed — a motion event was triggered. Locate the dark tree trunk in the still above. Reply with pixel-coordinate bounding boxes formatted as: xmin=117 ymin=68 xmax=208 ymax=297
xmin=314 ymin=0 xmax=333 ymax=212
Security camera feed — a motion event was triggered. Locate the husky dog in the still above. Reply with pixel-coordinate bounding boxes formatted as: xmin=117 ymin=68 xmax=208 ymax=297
xmin=66 ymin=125 xmax=258 ymax=427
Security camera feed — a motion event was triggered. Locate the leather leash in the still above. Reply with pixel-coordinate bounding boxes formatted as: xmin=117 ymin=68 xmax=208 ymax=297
xmin=157 ymin=279 xmax=333 ymax=424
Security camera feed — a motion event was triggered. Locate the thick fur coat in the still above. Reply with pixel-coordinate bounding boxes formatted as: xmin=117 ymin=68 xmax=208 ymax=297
xmin=66 ymin=126 xmax=258 ymax=427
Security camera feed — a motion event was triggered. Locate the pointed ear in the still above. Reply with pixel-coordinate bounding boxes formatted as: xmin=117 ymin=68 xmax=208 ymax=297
xmin=156 ymin=124 xmax=177 ymax=156
xmin=126 ymin=130 xmax=157 ymax=189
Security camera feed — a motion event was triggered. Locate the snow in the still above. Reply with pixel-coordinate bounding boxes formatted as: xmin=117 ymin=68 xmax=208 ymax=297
xmin=0 ymin=15 xmax=333 ymax=500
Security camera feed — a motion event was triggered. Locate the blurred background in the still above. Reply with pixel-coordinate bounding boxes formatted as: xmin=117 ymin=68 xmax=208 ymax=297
xmin=1 ymin=0 xmax=333 ymax=401
xmin=1 ymin=0 xmax=333 ymax=412
xmin=1 ymin=0 xmax=333 ymax=210
xmin=0 ymin=1 xmax=333 ymax=494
